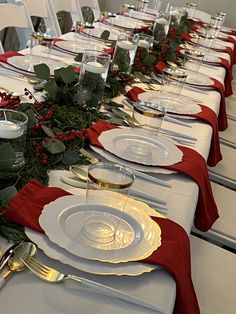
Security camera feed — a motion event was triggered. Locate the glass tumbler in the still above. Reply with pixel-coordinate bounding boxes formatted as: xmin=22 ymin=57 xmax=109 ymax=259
xmin=197 ymin=33 xmax=215 ymax=50
xmin=162 ymin=66 xmax=188 ymax=95
xmin=79 ymin=49 xmax=111 ymax=100
xmin=83 ymin=162 xmax=135 ymax=244
xmin=168 ymin=5 xmax=184 ymax=26
xmin=186 ymin=3 xmax=197 ymax=18
xmin=183 ymin=48 xmax=205 ymax=72
xmin=0 ymin=109 xmax=28 ymax=169
xmin=110 ymin=33 xmax=139 ymax=74
xmin=210 ymin=15 xmax=223 ymax=28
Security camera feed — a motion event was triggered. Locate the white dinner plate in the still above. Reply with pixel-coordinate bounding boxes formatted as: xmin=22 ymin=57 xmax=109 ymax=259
xmin=6 ymin=55 xmax=66 ymax=75
xmin=54 ymin=39 xmax=105 ymax=54
xmin=105 ymin=16 xmax=148 ymax=30
xmin=138 ymin=91 xmax=202 ymax=114
xmin=82 ymin=26 xmax=120 ymax=41
xmin=39 ymin=193 xmax=162 ymax=263
xmin=123 ymin=11 xmax=155 ymax=22
xmin=99 ymin=129 xmax=183 ymax=166
xmin=90 ymin=145 xmax=175 ymax=174
xmin=26 ymin=192 xmax=163 ymax=276
xmin=185 ymin=70 xmax=213 ymax=87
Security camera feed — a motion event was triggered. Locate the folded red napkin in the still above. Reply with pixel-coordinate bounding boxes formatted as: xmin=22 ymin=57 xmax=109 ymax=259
xmin=125 ymin=87 xmax=222 ymax=166
xmin=84 ymin=120 xmax=219 ymax=232
xmin=209 ymin=78 xmax=228 ymax=131
xmin=154 ymin=62 xmax=228 ymax=131
xmin=218 ymin=57 xmax=233 ymax=97
xmin=0 ymin=51 xmax=23 ymax=63
xmin=3 ymin=179 xmax=199 ymax=314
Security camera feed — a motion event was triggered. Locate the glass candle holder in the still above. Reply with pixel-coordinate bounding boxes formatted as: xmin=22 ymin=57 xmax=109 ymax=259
xmin=79 ymin=50 xmax=111 ymax=100
xmin=0 ymin=109 xmax=28 ymax=169
xmin=162 ymin=66 xmax=188 ymax=95
xmin=153 ymin=12 xmax=171 ymax=41
xmin=110 ymin=33 xmax=139 ymax=74
xmin=83 ymin=162 xmax=135 ymax=244
xmin=183 ymin=48 xmax=205 ymax=72
xmin=137 ymin=33 xmax=154 ymax=50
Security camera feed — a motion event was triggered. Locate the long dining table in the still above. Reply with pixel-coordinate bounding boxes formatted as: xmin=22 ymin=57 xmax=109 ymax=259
xmin=0 ymin=16 xmax=235 ymax=314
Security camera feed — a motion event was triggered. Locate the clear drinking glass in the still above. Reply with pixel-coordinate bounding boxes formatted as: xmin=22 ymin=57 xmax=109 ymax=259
xmin=136 ymin=0 xmax=149 ymax=12
xmin=206 ymin=24 xmax=221 ymax=38
xmin=0 ymin=109 xmax=28 ymax=169
xmin=110 ymin=33 xmax=139 ymax=74
xmin=210 ymin=15 xmax=224 ymax=28
xmin=186 ymin=3 xmax=197 ymax=18
xmin=79 ymin=49 xmax=111 ymax=100
xmin=83 ymin=162 xmax=135 ymax=244
xmin=216 ymin=12 xmax=226 ymax=25
xmin=197 ymin=32 xmax=215 ymax=50
xmin=183 ymin=48 xmax=205 ymax=72
xmin=153 ymin=0 xmax=162 ymax=12
xmin=162 ymin=66 xmax=188 ymax=95
xmin=29 ymin=32 xmax=55 ymax=69
xmin=168 ymin=5 xmax=184 ymax=26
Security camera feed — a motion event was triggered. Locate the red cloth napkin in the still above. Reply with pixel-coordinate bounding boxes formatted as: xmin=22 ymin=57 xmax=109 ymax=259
xmin=84 ymin=120 xmax=219 ymax=232
xmin=218 ymin=57 xmax=233 ymax=97
xmin=209 ymin=78 xmax=228 ymax=131
xmin=0 ymin=51 xmax=23 ymax=63
xmin=125 ymin=87 xmax=222 ymax=166
xmin=3 ymin=179 xmax=199 ymax=314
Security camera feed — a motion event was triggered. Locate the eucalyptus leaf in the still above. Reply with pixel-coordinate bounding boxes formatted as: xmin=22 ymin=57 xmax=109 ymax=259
xmin=43 ymin=138 xmax=66 ymax=154
xmin=74 ymin=53 xmax=83 ymax=62
xmin=62 ymin=150 xmax=80 ymax=165
xmin=44 ymin=79 xmax=58 ymax=99
xmin=143 ymin=53 xmax=157 ymax=66
xmin=34 ymin=63 xmax=50 ymax=80
xmin=0 ymin=185 xmax=17 ymax=201
xmin=0 ymin=143 xmax=16 ymax=170
xmin=100 ymin=30 xmax=110 ymax=40
xmin=59 ymin=66 xmax=77 ymax=84
xmin=25 ymin=108 xmax=37 ymax=128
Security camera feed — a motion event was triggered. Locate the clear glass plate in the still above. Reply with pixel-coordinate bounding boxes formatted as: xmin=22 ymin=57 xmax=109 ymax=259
xmin=99 ymin=129 xmax=183 ymax=166
xmin=39 ymin=193 xmax=162 ymax=263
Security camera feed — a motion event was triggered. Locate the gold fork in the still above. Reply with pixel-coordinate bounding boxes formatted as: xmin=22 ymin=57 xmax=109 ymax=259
xmin=21 ymin=255 xmax=163 ymax=313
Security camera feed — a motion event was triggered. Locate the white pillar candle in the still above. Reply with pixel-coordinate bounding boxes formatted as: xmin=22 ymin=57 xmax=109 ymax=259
xmin=117 ymin=40 xmax=136 ymax=50
xmin=0 ymin=120 xmax=23 ymax=139
xmin=156 ymin=18 xmax=169 ymax=24
xmin=138 ymin=39 xmax=151 ymax=48
xmin=170 ymin=10 xmax=181 ymax=17
xmin=83 ymin=61 xmax=106 ymax=74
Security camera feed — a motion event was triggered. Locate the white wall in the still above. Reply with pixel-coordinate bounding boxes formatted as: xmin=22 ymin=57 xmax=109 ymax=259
xmin=98 ymin=0 xmax=236 ymax=28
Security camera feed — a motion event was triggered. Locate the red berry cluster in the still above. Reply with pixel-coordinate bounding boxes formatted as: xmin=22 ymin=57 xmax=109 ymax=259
xmin=0 ymin=92 xmax=21 ymax=110
xmin=56 ymin=130 xmax=83 ymax=142
xmin=32 ymin=141 xmax=49 ymax=165
xmin=109 ymin=71 xmax=134 ymax=85
xmin=37 ymin=109 xmax=54 ymax=122
xmin=24 ymin=88 xmax=39 ymax=104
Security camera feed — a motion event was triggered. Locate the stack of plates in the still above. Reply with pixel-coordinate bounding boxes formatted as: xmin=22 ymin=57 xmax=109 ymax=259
xmin=26 ymin=190 xmax=164 ymax=276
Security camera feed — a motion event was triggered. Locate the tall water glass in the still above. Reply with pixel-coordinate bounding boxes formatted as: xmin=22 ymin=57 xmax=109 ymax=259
xmin=197 ymin=33 xmax=215 ymax=50
xmin=168 ymin=5 xmax=184 ymax=26
xmin=186 ymin=3 xmax=197 ymax=18
xmin=136 ymin=0 xmax=149 ymax=12
xmin=216 ymin=12 xmax=226 ymax=25
xmin=210 ymin=15 xmax=223 ymax=28
xmin=79 ymin=50 xmax=111 ymax=100
xmin=153 ymin=0 xmax=162 ymax=12
xmin=110 ymin=33 xmax=139 ymax=74
xmin=0 ymin=109 xmax=28 ymax=169
xmin=83 ymin=162 xmax=135 ymax=244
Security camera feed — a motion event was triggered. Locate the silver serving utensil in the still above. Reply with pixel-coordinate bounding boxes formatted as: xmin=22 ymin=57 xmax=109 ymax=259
xmin=0 ymin=242 xmax=37 ymax=288
xmin=21 ymin=255 xmax=164 ymax=313
xmin=79 ymin=149 xmax=172 ymax=189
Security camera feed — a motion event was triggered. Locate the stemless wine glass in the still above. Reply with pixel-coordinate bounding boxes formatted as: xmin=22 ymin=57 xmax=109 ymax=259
xmin=210 ymin=15 xmax=224 ymax=28
xmin=83 ymin=162 xmax=135 ymax=244
xmin=162 ymin=65 xmax=188 ymax=95
xmin=110 ymin=33 xmax=139 ymax=74
xmin=183 ymin=48 xmax=205 ymax=72
xmin=79 ymin=49 xmax=111 ymax=100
